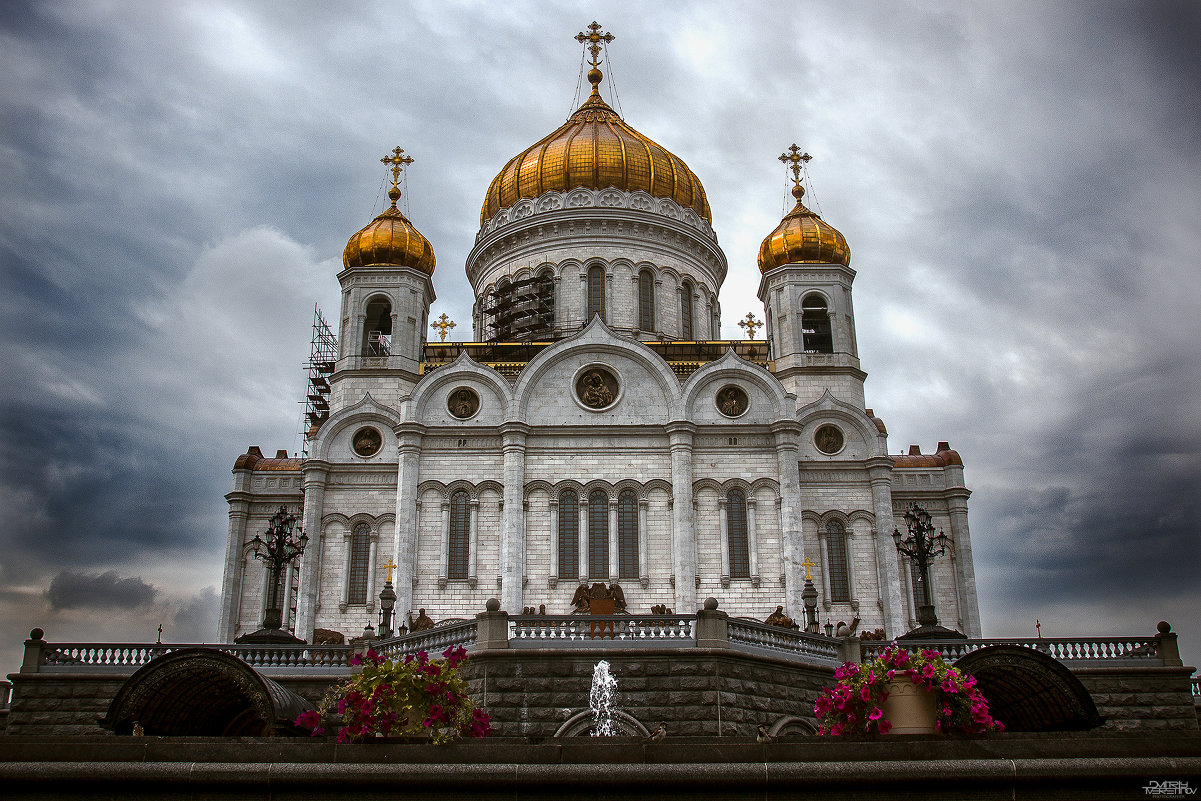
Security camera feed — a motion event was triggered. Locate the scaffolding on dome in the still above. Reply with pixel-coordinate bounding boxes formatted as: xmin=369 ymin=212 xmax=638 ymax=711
xmin=482 ymin=274 xmax=555 ymax=341
xmin=297 ymin=305 xmax=337 ymax=456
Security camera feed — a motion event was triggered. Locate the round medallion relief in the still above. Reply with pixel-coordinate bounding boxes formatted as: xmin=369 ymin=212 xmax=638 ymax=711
xmin=447 ymin=387 xmax=480 ymax=419
xmin=814 ymin=424 xmax=845 ymax=455
xmin=575 ymin=366 xmax=620 ymax=410
xmin=715 ymin=385 xmax=749 ymax=417
xmin=352 ymin=426 xmax=383 ymax=457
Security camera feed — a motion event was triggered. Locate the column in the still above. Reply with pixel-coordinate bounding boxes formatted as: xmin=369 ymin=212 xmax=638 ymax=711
xmin=438 ymin=501 xmax=449 ymax=588
xmin=718 ymin=496 xmax=730 ymax=587
xmin=667 ymin=421 xmax=697 ymax=612
xmin=608 ymin=497 xmax=619 ymax=584
xmin=638 ymin=499 xmax=649 ymax=588
xmin=946 ymin=489 xmax=982 ymax=637
xmin=468 ymin=499 xmax=479 ymax=588
xmin=293 ymin=461 xmax=329 ymax=641
xmin=393 ymin=423 xmax=424 ymax=622
xmin=218 ymin=493 xmax=251 ymax=641
xmin=499 ymin=423 xmax=529 ymax=613
xmin=818 ymin=527 xmax=831 ymax=608
xmin=845 ymin=526 xmax=859 ymax=610
xmin=258 ymin=561 xmax=270 ymax=625
xmin=366 ymin=531 xmax=379 ymax=611
xmin=339 ymin=530 xmax=353 ymax=610
xmin=865 ymin=457 xmax=906 ymax=636
xmin=578 ymin=494 xmax=588 ymax=583
xmin=280 ymin=562 xmax=294 ymax=630
xmin=552 ymin=274 xmax=563 ymax=334
xmin=747 ymin=497 xmax=760 ymax=586
xmin=772 ymin=422 xmax=804 ymax=616
xmin=549 ymin=497 xmax=560 ymax=587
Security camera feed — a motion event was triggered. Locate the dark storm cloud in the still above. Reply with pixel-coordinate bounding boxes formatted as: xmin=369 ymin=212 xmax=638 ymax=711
xmin=46 ymin=570 xmax=157 ymax=610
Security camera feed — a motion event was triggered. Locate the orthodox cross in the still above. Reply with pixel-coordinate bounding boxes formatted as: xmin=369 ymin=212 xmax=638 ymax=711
xmin=380 ymin=146 xmax=413 ymax=207
xmin=779 ymin=144 xmax=812 ymax=187
xmin=737 ymin=312 xmax=761 ymax=339
xmin=382 ymin=558 xmax=398 ymax=584
xmin=800 ymin=557 xmax=816 ymax=582
xmin=431 ymin=312 xmax=456 ymax=342
xmin=576 ymin=21 xmax=614 ymax=68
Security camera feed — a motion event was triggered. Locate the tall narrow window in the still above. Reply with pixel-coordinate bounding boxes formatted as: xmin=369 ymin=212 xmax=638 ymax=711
xmin=680 ymin=280 xmax=694 ymax=339
xmin=638 ymin=270 xmax=655 ymax=331
xmin=348 ymin=523 xmax=371 ymax=604
xmin=586 ymin=265 xmax=605 ymax=323
xmin=801 ymin=294 xmax=833 ymax=353
xmin=826 ymin=520 xmax=851 ymax=602
xmin=618 ymin=490 xmax=638 ymax=579
xmin=361 ymin=297 xmax=392 ymax=356
xmin=588 ymin=490 xmax=609 ymax=579
xmin=448 ymin=491 xmax=470 ymax=580
xmin=910 ymin=559 xmax=928 ymax=609
xmin=727 ymin=489 xmax=750 ymax=579
xmin=558 ymin=489 xmax=579 ymax=578
xmin=538 ymin=269 xmax=555 ymax=337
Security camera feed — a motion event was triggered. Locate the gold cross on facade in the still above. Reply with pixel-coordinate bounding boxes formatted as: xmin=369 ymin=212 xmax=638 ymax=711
xmin=737 ymin=312 xmax=761 ymax=339
xmin=779 ymin=144 xmax=812 ymax=187
xmin=380 ymin=146 xmax=413 ymax=208
xmin=800 ymin=557 xmax=816 ymax=582
xmin=576 ymin=21 xmax=614 ymax=68
xmin=431 ymin=312 xmax=456 ymax=342
xmin=382 ymin=558 xmax=398 ymax=584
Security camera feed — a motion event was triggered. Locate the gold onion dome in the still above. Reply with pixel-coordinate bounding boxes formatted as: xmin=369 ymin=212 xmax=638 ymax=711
xmin=343 ymin=150 xmax=436 ymax=275
xmin=480 ymin=74 xmax=711 ymax=225
xmin=757 ymin=184 xmax=851 ymax=272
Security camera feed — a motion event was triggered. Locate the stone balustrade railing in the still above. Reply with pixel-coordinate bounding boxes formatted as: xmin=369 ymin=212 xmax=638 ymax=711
xmin=726 ymin=618 xmax=842 ymax=663
xmin=860 ymin=636 xmax=1164 ymax=664
xmin=510 ymin=614 xmax=694 ymax=646
xmin=373 ymin=620 xmax=478 ymax=660
xmin=37 ymin=642 xmax=356 ymax=672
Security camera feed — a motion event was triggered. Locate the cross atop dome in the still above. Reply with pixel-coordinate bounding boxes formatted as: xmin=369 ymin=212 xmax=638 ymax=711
xmin=576 ymin=21 xmax=614 ymax=92
xmin=380 ymin=146 xmax=414 ymax=208
xmin=779 ymin=144 xmax=812 ymax=202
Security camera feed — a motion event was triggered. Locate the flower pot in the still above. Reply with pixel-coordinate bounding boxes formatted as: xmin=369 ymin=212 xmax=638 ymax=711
xmin=881 ymin=679 xmax=937 ymax=735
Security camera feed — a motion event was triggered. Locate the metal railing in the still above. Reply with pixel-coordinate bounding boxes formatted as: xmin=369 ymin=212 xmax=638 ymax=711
xmin=860 ymin=636 xmax=1163 ymax=664
xmin=726 ymin=618 xmax=842 ymax=663
xmin=510 ymin=614 xmax=694 ymax=646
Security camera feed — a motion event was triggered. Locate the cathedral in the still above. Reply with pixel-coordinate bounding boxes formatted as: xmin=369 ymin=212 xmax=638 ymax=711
xmin=217 ymin=24 xmax=982 ymax=646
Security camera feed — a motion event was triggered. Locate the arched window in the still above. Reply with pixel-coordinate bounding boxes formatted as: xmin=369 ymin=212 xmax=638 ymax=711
xmin=680 ymin=280 xmax=694 ymax=339
xmin=826 ymin=520 xmax=851 ymax=602
xmin=448 ymin=491 xmax=470 ymax=580
xmin=538 ymin=269 xmax=556 ymax=336
xmin=638 ymin=269 xmax=655 ymax=331
xmin=361 ymin=297 xmax=393 ymax=356
xmin=588 ymin=490 xmax=609 ymax=579
xmin=801 ymin=294 xmax=833 ymax=353
xmin=727 ymin=489 xmax=750 ymax=579
xmin=558 ymin=489 xmax=579 ymax=578
xmin=348 ymin=523 xmax=371 ymax=604
xmin=618 ymin=490 xmax=638 ymax=579
xmin=586 ymin=265 xmax=605 ymax=323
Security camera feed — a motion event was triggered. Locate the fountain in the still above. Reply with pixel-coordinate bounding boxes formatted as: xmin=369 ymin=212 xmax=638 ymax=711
xmin=589 ymin=660 xmax=619 ymax=736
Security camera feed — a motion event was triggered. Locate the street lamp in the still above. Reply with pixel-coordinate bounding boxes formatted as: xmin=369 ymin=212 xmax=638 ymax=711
xmin=236 ymin=506 xmax=308 ymax=643
xmin=892 ymin=503 xmax=950 ymax=629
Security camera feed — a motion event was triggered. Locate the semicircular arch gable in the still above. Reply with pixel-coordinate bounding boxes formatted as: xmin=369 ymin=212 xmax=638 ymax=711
xmin=953 ymin=645 xmax=1102 ymax=732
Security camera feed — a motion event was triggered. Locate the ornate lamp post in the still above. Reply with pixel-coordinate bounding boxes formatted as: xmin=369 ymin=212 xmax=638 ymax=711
xmin=235 ymin=506 xmax=308 ymax=644
xmin=892 ymin=503 xmax=951 ymax=632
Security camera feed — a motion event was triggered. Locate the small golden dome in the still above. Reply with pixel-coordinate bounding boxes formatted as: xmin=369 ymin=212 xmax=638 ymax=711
xmin=343 ymin=186 xmax=436 ymax=275
xmin=757 ymin=185 xmax=850 ymax=272
xmin=480 ymin=85 xmax=711 ymax=225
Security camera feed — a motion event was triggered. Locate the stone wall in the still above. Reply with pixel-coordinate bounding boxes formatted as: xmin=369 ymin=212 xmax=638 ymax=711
xmin=1075 ymin=666 xmax=1199 ymax=732
xmin=3 ymin=674 xmax=127 ymax=737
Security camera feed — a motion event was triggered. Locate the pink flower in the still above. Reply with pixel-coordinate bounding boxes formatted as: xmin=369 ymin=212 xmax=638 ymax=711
xmin=868 ymin=707 xmax=883 ymax=721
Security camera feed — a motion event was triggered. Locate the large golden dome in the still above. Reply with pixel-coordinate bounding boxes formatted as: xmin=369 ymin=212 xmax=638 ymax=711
xmin=757 ymin=185 xmax=850 ymax=272
xmin=343 ymin=186 xmax=436 ymax=275
xmin=480 ymin=84 xmax=711 ymax=225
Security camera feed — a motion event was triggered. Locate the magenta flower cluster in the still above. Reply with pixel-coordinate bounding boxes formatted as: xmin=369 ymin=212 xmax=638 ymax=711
xmin=294 ymin=645 xmax=491 ymax=744
xmin=814 ymin=646 xmax=1004 ymax=736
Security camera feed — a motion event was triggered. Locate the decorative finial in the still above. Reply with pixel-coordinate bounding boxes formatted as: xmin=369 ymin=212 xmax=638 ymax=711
xmin=800 ymin=556 xmax=816 ymax=582
xmin=382 ymin=557 xmax=398 ymax=584
xmin=431 ymin=312 xmax=456 ymax=342
xmin=156 ymin=624 xmax=162 ymax=644
xmin=737 ymin=312 xmax=761 ymax=340
xmin=779 ymin=144 xmax=812 ymax=203
xmin=576 ymin=21 xmax=614 ymax=93
xmin=380 ymin=146 xmax=414 ymax=208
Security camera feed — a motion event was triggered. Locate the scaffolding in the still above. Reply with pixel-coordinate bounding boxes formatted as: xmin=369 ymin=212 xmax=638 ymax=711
xmin=297 ymin=305 xmax=338 ymax=456
xmin=482 ymin=274 xmax=554 ymax=341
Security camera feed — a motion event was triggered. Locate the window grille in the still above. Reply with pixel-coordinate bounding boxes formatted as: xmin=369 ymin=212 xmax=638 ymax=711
xmin=910 ymin=558 xmax=928 ymax=608
xmin=638 ymin=270 xmax=655 ymax=331
xmin=348 ymin=523 xmax=371 ymax=604
xmin=588 ymin=490 xmax=609 ymax=579
xmin=680 ymin=280 xmax=694 ymax=339
xmin=618 ymin=490 xmax=638 ymax=578
xmin=449 ymin=491 xmax=470 ymax=580
xmin=586 ymin=266 xmax=605 ymax=323
xmin=826 ymin=520 xmax=851 ymax=602
xmin=558 ymin=490 xmax=579 ymax=577
xmin=727 ymin=489 xmax=750 ymax=578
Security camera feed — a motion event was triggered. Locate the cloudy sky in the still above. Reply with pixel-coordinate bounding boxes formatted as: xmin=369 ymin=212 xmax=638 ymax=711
xmin=1 ymin=0 xmax=1198 ymax=676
